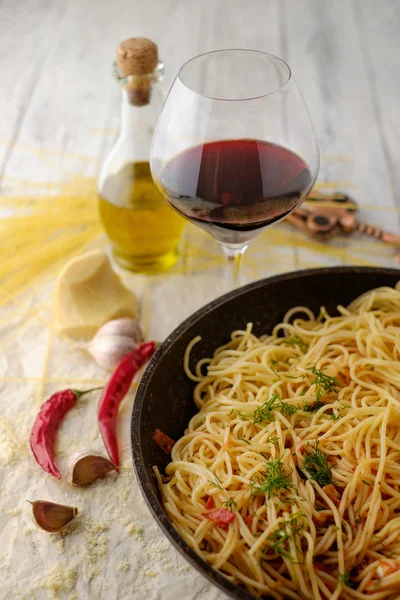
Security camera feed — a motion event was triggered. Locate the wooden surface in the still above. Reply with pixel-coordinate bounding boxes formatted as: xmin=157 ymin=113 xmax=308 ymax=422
xmin=0 ymin=1 xmax=399 ymax=599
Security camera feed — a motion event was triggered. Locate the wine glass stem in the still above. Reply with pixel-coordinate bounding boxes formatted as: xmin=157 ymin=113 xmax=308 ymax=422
xmin=221 ymin=243 xmax=248 ymax=290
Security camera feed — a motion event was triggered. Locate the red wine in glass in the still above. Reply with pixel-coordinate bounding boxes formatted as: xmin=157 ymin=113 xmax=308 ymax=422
xmin=159 ymin=139 xmax=312 ymax=237
xmin=151 ymin=49 xmax=319 ymax=288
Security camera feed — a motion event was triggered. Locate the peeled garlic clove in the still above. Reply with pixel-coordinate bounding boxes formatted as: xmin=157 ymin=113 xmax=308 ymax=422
xmin=95 ymin=318 xmax=143 ymax=343
xmin=67 ymin=450 xmax=116 ymax=486
xmin=88 ymin=334 xmax=136 ymax=370
xmin=28 ymin=500 xmax=78 ymax=533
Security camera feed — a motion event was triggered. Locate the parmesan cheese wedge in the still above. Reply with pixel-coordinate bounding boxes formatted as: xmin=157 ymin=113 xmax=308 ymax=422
xmin=55 ymin=250 xmax=138 ymax=338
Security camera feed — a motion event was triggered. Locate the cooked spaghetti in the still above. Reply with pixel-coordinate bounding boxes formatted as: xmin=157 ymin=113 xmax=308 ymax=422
xmin=154 ymin=284 xmax=400 ymax=599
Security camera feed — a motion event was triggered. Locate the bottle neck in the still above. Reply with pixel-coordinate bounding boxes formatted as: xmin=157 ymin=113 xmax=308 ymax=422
xmin=108 ymin=61 xmax=164 ymax=162
xmin=117 ymin=88 xmax=160 ymax=161
xmin=121 ymin=86 xmax=157 ymax=131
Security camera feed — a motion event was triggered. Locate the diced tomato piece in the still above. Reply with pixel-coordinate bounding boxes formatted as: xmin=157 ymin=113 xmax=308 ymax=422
xmin=205 ymin=496 xmax=215 ymax=510
xmin=203 ymin=507 xmax=236 ymax=530
xmin=153 ymin=428 xmax=175 ymax=454
xmin=244 ymin=515 xmax=253 ymax=526
xmin=322 ymin=483 xmax=340 ymax=506
xmin=314 ymin=562 xmax=330 ymax=575
xmin=376 ymin=559 xmax=400 ymax=578
xmin=296 ymin=440 xmax=306 ymax=455
xmin=313 ymin=512 xmax=328 ymax=526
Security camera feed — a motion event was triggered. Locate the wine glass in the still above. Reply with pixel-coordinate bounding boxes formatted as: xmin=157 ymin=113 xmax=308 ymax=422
xmin=150 ymin=49 xmax=319 ymax=287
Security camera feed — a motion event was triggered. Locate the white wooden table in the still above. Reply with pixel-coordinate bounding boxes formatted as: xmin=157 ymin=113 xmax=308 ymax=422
xmin=0 ymin=1 xmax=399 ymax=599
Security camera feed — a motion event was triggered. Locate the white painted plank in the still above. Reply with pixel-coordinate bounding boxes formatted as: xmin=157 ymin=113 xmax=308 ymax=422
xmin=281 ymin=0 xmax=399 ymax=270
xmin=0 ymin=0 xmax=67 ymax=175
xmin=353 ymin=0 xmax=400 ymax=215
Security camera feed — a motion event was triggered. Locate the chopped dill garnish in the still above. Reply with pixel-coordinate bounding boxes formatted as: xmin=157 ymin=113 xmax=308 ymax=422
xmin=374 ymin=577 xmax=382 ymax=589
xmin=268 ymin=435 xmax=279 ymax=447
xmin=311 ymin=368 xmax=341 ymax=402
xmin=208 ymin=477 xmax=223 ymax=490
xmin=237 ymin=437 xmax=251 ymax=445
xmin=338 ymin=572 xmax=351 ymax=587
xmin=303 ymin=400 xmax=326 ymax=412
xmin=283 ymin=373 xmax=306 ymax=380
xmin=264 ymin=511 xmax=305 ymax=560
xmin=330 ymin=411 xmax=340 ymax=421
xmin=303 ymin=440 xmax=332 ymax=486
xmin=236 ymin=392 xmax=297 ymax=424
xmin=250 ymin=457 xmax=294 ymax=498
xmin=285 ymin=337 xmax=309 ymax=353
xmin=372 ymin=534 xmax=386 ymax=547
xmin=279 ymin=401 xmax=298 ymax=419
xmin=331 ymin=525 xmax=340 ymax=532
xmin=284 ymin=497 xmax=296 ymax=506
xmin=361 ymin=479 xmax=372 ymax=487
xmin=296 ymin=466 xmax=307 ymax=481
xmin=223 ymin=497 xmax=237 ymax=512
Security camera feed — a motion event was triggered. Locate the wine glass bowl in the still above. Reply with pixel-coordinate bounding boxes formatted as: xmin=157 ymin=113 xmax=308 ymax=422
xmin=151 ymin=49 xmax=319 ymax=284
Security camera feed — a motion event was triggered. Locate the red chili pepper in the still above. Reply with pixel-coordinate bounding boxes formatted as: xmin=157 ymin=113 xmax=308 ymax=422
xmin=30 ymin=387 xmax=100 ymax=479
xmin=153 ymin=428 xmax=175 ymax=454
xmin=98 ymin=341 xmax=156 ymax=468
xmin=203 ymin=507 xmax=236 ymax=530
xmin=205 ymin=496 xmax=215 ymax=510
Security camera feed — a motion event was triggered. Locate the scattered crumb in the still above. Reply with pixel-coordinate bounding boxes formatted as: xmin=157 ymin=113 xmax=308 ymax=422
xmin=126 ymin=522 xmax=143 ymax=539
xmin=84 ymin=519 xmax=109 ymax=579
xmin=0 ymin=422 xmax=24 ymax=465
xmin=56 ymin=539 xmax=65 ymax=551
xmin=179 ymin=565 xmax=190 ymax=573
xmin=7 ymin=507 xmax=22 ymax=517
xmin=117 ymin=561 xmax=130 ymax=572
xmin=137 ymin=565 xmax=158 ymax=580
xmin=144 ymin=539 xmax=172 ymax=571
xmin=145 ymin=539 xmax=169 ymax=560
xmin=89 ymin=566 xmax=100 ymax=580
xmin=33 ymin=562 xmax=77 ymax=599
xmin=23 ymin=528 xmax=33 ymax=536
xmin=143 ymin=569 xmax=157 ymax=577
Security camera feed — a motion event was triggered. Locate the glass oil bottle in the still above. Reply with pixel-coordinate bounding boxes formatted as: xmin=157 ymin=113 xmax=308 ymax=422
xmin=98 ymin=38 xmax=185 ymax=272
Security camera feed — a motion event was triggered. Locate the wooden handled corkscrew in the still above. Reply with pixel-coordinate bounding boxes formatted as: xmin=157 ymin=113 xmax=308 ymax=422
xmin=287 ymin=192 xmax=400 ymax=257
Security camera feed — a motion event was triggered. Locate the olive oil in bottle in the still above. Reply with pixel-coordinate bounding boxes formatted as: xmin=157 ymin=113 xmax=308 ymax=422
xmin=98 ymin=38 xmax=185 ymax=273
xmin=99 ymin=162 xmax=184 ymax=270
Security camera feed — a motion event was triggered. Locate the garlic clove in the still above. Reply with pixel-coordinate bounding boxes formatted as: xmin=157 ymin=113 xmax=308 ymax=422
xmin=94 ymin=318 xmax=143 ymax=343
xmin=67 ymin=450 xmax=116 ymax=486
xmin=28 ymin=500 xmax=78 ymax=533
xmin=88 ymin=334 xmax=136 ymax=371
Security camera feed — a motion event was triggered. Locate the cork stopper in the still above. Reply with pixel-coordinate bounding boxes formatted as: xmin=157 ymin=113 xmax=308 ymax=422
xmin=116 ymin=38 xmax=158 ymax=106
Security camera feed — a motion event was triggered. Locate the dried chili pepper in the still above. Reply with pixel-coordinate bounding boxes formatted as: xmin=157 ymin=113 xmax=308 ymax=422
xmin=98 ymin=341 xmax=156 ymax=468
xmin=30 ymin=387 xmax=100 ymax=479
xmin=152 ymin=428 xmax=175 ymax=454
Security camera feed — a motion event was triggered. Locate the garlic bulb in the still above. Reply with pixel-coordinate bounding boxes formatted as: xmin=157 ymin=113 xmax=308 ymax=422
xmin=67 ymin=450 xmax=116 ymax=486
xmin=28 ymin=500 xmax=78 ymax=533
xmin=87 ymin=318 xmax=143 ymax=371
